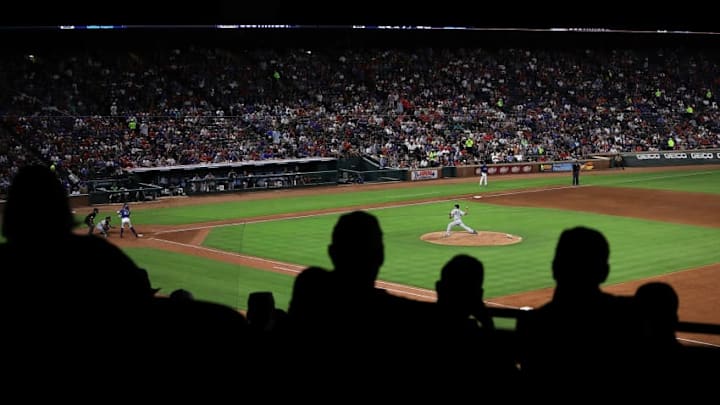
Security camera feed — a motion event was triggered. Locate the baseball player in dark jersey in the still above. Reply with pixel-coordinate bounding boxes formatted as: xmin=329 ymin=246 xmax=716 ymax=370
xmin=479 ymin=162 xmax=489 ymax=186
xmin=572 ymin=160 xmax=581 ymax=186
xmin=84 ymin=208 xmax=99 ymax=235
xmin=117 ymin=203 xmax=141 ymax=238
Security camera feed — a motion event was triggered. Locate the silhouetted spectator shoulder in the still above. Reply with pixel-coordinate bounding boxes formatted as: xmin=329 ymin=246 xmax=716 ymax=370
xmin=286 ymin=211 xmax=434 ymax=386
xmin=0 ymin=165 xmax=163 ymax=376
xmin=517 ymin=226 xmax=640 ymax=384
xmin=0 ymin=165 xmax=158 ymax=308
xmin=287 ymin=266 xmax=332 ymax=328
xmin=632 ymin=281 xmax=717 ymax=388
xmin=428 ymin=254 xmax=519 ymax=384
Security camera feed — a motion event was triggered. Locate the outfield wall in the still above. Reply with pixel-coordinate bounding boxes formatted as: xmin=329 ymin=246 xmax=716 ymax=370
xmin=453 ymin=158 xmax=611 ymax=179
xmin=621 ymin=149 xmax=720 ymax=167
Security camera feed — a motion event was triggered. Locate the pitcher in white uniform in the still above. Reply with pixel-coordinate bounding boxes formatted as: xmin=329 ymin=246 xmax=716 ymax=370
xmin=446 ymin=204 xmax=478 ymax=236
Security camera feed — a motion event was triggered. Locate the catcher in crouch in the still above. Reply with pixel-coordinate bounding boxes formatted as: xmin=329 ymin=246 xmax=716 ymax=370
xmin=95 ymin=216 xmax=113 ymax=238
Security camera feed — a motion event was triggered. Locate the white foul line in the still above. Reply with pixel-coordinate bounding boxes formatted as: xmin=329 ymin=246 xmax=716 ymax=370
xmin=677 ymin=337 xmax=720 ymax=348
xmin=150 ymin=237 xmax=436 ymax=299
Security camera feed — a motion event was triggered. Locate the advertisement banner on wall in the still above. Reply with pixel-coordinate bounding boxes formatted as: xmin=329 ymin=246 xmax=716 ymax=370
xmin=551 ymin=163 xmax=573 ymax=172
xmin=624 ymin=150 xmax=720 ymax=167
xmin=487 ymin=164 xmax=534 ymax=175
xmin=410 ymin=169 xmax=439 ymax=181
xmin=541 ymin=162 xmax=595 ymax=172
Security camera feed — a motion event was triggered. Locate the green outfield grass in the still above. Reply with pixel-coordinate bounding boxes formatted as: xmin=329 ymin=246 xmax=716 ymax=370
xmin=203 ymin=203 xmax=720 ymax=297
xmin=123 ymin=247 xmax=295 ymax=310
xmin=589 ymin=168 xmax=720 ymax=194
xmin=116 ymin=167 xmax=720 ymax=311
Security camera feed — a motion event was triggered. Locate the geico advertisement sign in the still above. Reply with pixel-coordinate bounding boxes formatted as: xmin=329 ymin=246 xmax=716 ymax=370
xmin=636 ymin=152 xmax=719 ymax=160
xmin=690 ymin=153 xmax=715 ymax=159
xmin=664 ymin=153 xmax=687 ymax=159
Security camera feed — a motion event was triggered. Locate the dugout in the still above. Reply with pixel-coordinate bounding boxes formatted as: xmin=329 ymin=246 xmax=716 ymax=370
xmin=126 ymin=157 xmax=339 ymax=196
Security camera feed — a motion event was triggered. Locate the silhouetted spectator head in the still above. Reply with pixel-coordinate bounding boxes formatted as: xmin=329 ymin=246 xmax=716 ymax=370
xmin=635 ymin=281 xmax=679 ymax=341
xmin=2 ymin=164 xmax=75 ymax=242
xmin=328 ymin=210 xmax=383 ymax=285
xmin=552 ymin=226 xmax=609 ymax=287
xmin=436 ymin=254 xmax=485 ymax=313
xmin=111 ymin=266 xmax=160 ymax=302
xmin=170 ymin=288 xmax=194 ymax=301
xmin=247 ymin=291 xmax=276 ymax=330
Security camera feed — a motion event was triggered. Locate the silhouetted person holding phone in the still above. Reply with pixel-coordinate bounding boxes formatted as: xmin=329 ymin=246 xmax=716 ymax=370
xmin=431 ymin=254 xmax=519 ymax=384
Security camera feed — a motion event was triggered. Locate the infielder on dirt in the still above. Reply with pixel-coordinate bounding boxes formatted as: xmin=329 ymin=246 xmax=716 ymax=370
xmin=446 ymin=204 xmax=478 ymax=236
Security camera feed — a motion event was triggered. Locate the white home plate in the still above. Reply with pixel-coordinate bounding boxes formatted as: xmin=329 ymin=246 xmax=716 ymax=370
xmin=138 ymin=234 xmax=144 ymax=237
xmin=473 ymin=195 xmax=483 ymax=199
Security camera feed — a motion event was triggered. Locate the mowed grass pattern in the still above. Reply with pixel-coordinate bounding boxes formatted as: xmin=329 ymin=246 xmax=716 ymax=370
xmin=124 ymin=247 xmax=295 ymax=310
xmin=121 ymin=167 xmax=719 ymax=310
xmin=586 ymin=168 xmax=720 ymax=194
xmin=203 ymin=202 xmax=720 ymax=299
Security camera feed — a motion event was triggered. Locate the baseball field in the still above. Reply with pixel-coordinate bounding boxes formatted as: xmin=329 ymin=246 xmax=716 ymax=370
xmin=78 ymin=164 xmax=720 ymax=346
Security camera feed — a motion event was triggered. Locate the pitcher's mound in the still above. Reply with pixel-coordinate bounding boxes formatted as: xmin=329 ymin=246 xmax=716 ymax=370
xmin=421 ymin=231 xmax=522 ymax=246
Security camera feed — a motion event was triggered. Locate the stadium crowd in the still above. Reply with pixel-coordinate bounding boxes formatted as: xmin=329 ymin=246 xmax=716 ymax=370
xmin=1 ymin=45 xmax=719 ymax=195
